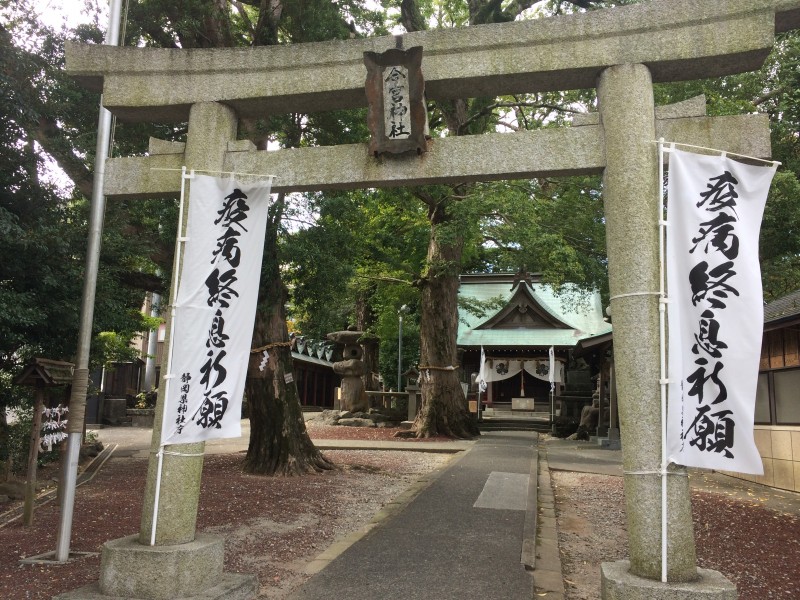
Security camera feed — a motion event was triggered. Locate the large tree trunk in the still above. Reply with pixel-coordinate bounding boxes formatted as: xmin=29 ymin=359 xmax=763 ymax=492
xmin=414 ymin=205 xmax=479 ymax=439
xmin=355 ymin=287 xmax=380 ymax=391
xmin=243 ymin=195 xmax=333 ymax=476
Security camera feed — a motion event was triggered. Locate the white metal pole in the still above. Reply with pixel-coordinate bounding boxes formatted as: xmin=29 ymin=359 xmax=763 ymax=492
xmin=658 ymin=138 xmax=669 ymax=583
xmin=150 ymin=167 xmax=190 ymax=545
xmin=397 ymin=313 xmax=403 ymax=392
xmin=55 ymin=0 xmax=123 ymax=562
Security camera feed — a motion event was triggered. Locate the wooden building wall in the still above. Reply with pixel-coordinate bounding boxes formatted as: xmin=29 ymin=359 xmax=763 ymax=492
xmin=761 ymin=327 xmax=800 ymax=371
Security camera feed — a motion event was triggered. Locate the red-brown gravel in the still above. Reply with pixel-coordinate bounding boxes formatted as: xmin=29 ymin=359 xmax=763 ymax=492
xmin=3 ymin=427 xmax=797 ymax=599
xmin=553 ymin=471 xmax=800 ymax=600
xmin=0 ymin=441 xmax=452 ymax=599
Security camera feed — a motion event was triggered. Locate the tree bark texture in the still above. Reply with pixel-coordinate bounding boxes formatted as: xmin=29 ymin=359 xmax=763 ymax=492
xmin=0 ymin=407 xmax=10 ymax=482
xmin=414 ymin=210 xmax=479 ymax=439
xmin=243 ymin=196 xmax=333 ymax=476
xmin=244 ymin=297 xmax=333 ymax=476
xmin=355 ymin=287 xmax=380 ymax=391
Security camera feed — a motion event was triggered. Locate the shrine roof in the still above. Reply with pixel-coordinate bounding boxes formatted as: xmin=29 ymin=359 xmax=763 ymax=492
xmin=457 ymin=273 xmax=611 ymax=349
xmin=764 ymin=289 xmax=800 ymax=327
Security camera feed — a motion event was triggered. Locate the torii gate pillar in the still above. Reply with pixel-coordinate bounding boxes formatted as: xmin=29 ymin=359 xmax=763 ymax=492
xmin=598 ymin=64 xmax=736 ymax=598
xmin=56 ymin=103 xmax=258 ymax=600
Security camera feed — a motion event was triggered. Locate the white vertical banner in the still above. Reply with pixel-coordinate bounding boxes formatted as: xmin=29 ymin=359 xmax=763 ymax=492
xmin=666 ymin=148 xmax=776 ymax=474
xmin=548 ymin=346 xmax=555 ymax=392
xmin=161 ymin=174 xmax=271 ymax=446
xmin=477 ymin=346 xmax=487 ymax=393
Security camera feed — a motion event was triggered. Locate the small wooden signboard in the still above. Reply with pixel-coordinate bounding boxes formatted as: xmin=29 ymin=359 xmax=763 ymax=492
xmin=13 ymin=358 xmax=73 ymax=526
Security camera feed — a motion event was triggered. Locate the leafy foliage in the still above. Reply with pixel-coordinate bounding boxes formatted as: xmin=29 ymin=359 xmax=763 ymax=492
xmin=0 ymin=2 xmax=169 ymax=420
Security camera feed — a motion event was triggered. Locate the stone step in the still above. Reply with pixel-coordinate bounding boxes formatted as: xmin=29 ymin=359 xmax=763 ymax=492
xmin=478 ymin=417 xmax=551 ymax=433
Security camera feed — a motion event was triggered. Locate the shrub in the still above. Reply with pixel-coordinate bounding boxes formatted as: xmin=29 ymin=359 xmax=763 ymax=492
xmin=134 ymin=390 xmax=158 ymax=409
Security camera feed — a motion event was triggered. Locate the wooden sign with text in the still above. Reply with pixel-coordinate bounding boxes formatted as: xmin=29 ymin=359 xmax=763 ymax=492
xmin=364 ymin=46 xmax=428 ymax=156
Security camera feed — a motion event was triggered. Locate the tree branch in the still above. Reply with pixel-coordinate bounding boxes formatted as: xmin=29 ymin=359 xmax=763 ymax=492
xmin=354 ymin=273 xmax=414 ymax=286
xmin=400 ymin=0 xmax=427 ymax=33
xmin=461 ymin=99 xmax=582 ymax=131
xmin=496 ymin=119 xmax=520 ymax=131
xmin=753 ymin=86 xmax=786 ymax=107
xmin=35 ymin=117 xmax=94 ymax=197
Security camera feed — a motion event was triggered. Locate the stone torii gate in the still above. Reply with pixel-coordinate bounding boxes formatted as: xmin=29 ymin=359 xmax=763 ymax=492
xmin=60 ymin=1 xmax=799 ymax=599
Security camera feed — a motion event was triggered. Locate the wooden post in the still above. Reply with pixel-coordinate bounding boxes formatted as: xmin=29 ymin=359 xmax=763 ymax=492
xmin=24 ymin=385 xmax=45 ymax=526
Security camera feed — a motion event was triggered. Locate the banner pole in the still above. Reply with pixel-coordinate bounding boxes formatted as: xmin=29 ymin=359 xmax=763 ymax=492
xmin=658 ymin=139 xmax=668 ymax=583
xmin=150 ymin=166 xmax=190 ymax=545
xmin=549 ymin=346 xmax=555 ymax=429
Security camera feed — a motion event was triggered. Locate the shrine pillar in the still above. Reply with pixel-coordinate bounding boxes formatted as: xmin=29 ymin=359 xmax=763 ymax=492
xmin=139 ymin=101 xmax=237 ymax=546
xmin=55 ymin=102 xmax=258 ymax=600
xmin=598 ymin=64 xmax=698 ymax=582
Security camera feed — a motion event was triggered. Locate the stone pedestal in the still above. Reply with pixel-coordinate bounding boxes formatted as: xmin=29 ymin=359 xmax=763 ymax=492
xmin=54 ymin=534 xmax=257 ymax=600
xmin=333 ymin=360 xmax=368 ymax=413
xmin=406 ymin=384 xmax=420 ymax=421
xmin=602 ymin=560 xmax=736 ymax=600
xmin=101 ymin=398 xmax=127 ymax=425
xmin=328 ymin=330 xmax=369 ymax=413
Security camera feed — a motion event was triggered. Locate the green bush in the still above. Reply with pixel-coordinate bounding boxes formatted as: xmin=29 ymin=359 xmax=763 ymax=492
xmin=134 ymin=390 xmax=158 ymax=409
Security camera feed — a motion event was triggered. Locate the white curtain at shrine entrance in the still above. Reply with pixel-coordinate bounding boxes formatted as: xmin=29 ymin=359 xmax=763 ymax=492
xmin=666 ymin=148 xmax=776 ymax=475
xmin=480 ymin=359 xmax=564 ymax=384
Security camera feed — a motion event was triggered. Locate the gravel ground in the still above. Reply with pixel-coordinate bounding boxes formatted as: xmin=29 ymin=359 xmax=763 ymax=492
xmin=3 ymin=425 xmax=799 ymax=599
xmin=553 ymin=470 xmax=800 ymax=599
xmin=0 ymin=425 xmax=453 ymax=599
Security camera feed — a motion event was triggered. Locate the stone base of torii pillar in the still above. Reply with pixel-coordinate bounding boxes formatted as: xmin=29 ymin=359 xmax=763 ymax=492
xmin=602 ymin=561 xmax=736 ymax=600
xmin=54 ymin=535 xmax=256 ymax=600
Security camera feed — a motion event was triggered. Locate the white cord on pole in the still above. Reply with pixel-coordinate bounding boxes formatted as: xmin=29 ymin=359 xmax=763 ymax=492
xmin=609 ymin=291 xmax=660 ymax=301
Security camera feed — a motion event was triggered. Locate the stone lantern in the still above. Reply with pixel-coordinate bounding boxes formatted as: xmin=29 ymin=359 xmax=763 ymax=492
xmin=326 ymin=330 xmax=369 ymax=413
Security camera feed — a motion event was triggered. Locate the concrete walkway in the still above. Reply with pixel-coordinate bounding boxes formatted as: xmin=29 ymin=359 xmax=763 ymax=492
xmin=90 ymin=420 xmax=473 ymax=459
xmin=291 ymin=430 xmax=539 ymax=600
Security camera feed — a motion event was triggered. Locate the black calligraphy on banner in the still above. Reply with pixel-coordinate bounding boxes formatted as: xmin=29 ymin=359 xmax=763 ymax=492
xmin=176 ymin=188 xmax=251 ymax=433
xmin=682 ymin=170 xmax=740 ymax=458
xmin=176 ymin=372 xmax=191 ymax=434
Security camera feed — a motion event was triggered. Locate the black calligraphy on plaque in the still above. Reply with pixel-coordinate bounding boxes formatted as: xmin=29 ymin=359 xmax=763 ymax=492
xmin=178 ymin=188 xmax=250 ymax=433
xmin=383 ymin=66 xmax=411 ymax=140
xmin=682 ymin=170 xmax=740 ymax=459
xmin=363 ymin=46 xmax=426 ymax=156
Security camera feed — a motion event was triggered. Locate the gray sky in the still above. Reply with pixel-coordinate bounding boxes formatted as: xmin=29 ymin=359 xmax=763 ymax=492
xmin=34 ymin=0 xmax=105 ymax=30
